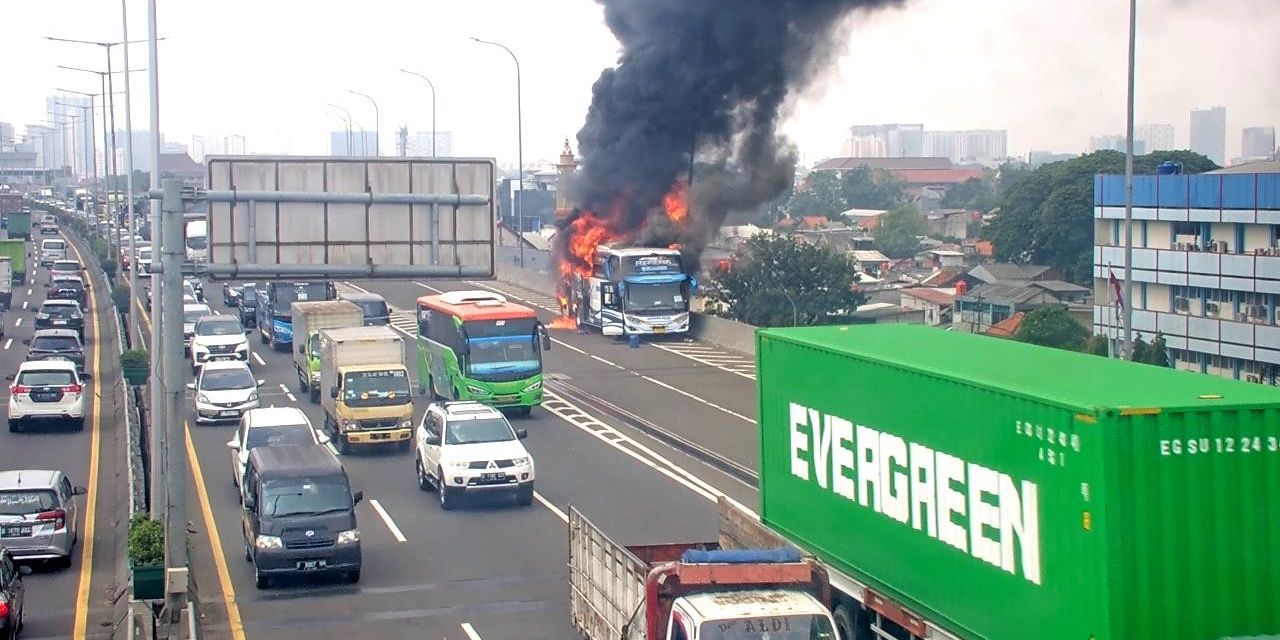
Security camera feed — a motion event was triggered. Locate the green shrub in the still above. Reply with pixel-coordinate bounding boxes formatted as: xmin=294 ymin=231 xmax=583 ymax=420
xmin=112 ymin=284 xmax=132 ymax=314
xmin=121 ymin=349 xmax=149 ymax=370
xmin=128 ymin=514 xmax=164 ymax=566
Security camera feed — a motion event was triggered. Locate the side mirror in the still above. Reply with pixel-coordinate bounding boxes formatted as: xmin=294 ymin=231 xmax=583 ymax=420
xmin=352 ymin=490 xmax=364 ymax=505
xmin=516 ymin=429 xmax=528 ymax=440
xmin=73 ymin=485 xmax=87 ymax=495
xmin=257 ymin=379 xmax=266 ymax=386
xmin=244 ymin=496 xmax=256 ymax=512
xmin=540 ymin=328 xmax=552 ymax=351
xmin=424 ymin=434 xmax=441 ymax=446
xmin=317 ymin=433 xmax=331 ymax=445
xmin=2 ymin=374 xmax=10 ymax=381
xmin=329 ymin=386 xmax=338 ymax=399
xmin=84 ymin=282 xmax=91 ymax=289
xmin=80 ymin=372 xmax=93 ymax=381
xmin=226 ymin=440 xmax=239 ymax=451
xmin=186 ymin=382 xmax=196 ymax=391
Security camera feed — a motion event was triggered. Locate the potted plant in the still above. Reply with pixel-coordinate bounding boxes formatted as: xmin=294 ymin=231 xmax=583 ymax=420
xmin=128 ymin=513 xmax=165 ymax=599
xmin=121 ymin=349 xmax=150 ymax=385
xmin=112 ymin=284 xmax=132 ymax=315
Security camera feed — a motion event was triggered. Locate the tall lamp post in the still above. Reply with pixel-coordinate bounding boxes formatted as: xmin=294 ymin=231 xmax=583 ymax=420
xmin=1120 ymin=0 xmax=1137 ymax=360
xmin=326 ymin=103 xmax=354 ymax=154
xmin=470 ymin=37 xmax=524 ymax=266
xmin=51 ymin=102 xmax=91 ymax=182
xmin=56 ymin=88 xmax=121 ymax=208
xmin=56 ymin=65 xmax=144 ymax=217
xmin=345 ymin=89 xmax=380 ymax=157
xmin=399 ymin=69 xmax=437 ymax=157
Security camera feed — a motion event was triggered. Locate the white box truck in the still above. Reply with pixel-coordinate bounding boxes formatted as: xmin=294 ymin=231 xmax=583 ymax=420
xmin=292 ymin=300 xmax=364 ymax=403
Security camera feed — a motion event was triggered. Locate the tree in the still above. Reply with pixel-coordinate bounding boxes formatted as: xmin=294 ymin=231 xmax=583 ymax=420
xmin=1083 ymin=334 xmax=1109 ymax=357
xmin=984 ymin=150 xmax=1219 ymax=284
xmin=1146 ymin=332 xmax=1170 ymax=367
xmin=839 ymin=166 xmax=907 ymax=210
xmin=1014 ymin=305 xmax=1089 ymax=351
xmin=873 ymin=206 xmax=928 ymax=258
xmin=710 ymin=234 xmax=865 ymax=327
xmin=1130 ymin=333 xmax=1151 ymax=364
xmin=783 ymin=171 xmax=845 ymax=218
xmin=942 ymin=176 xmax=998 ymax=212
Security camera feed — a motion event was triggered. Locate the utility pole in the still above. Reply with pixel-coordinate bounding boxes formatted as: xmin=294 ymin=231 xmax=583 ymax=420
xmin=120 ymin=0 xmax=141 ymax=350
xmin=159 ymin=180 xmax=187 ymax=621
xmin=1120 ymin=0 xmax=1137 ymax=359
xmin=147 ymin=0 xmax=168 ymax=527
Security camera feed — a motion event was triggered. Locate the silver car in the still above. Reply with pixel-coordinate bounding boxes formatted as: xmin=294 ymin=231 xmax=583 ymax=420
xmin=0 ymin=469 xmax=86 ymax=568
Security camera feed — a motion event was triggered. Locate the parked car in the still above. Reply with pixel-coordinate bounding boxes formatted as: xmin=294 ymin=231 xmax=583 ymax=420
xmin=6 ymin=360 xmax=88 ymax=432
xmin=24 ymin=329 xmax=85 ymax=372
xmin=33 ymin=300 xmax=85 ymax=342
xmin=413 ymin=401 xmax=534 ymax=509
xmin=188 ymin=361 xmax=261 ymax=425
xmin=0 ymin=547 xmax=31 ymax=638
xmin=0 ymin=469 xmax=87 ymax=568
xmin=227 ymin=406 xmax=328 ymax=498
xmin=47 ymin=275 xmax=87 ymax=305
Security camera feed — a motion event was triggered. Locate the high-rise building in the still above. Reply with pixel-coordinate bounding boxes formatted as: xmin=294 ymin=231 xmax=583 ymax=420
xmin=923 ymin=130 xmax=1007 ymax=163
xmin=1092 ymin=168 xmax=1280 ymax=385
xmin=109 ymin=130 xmax=164 ymax=173
xmin=1088 ymin=135 xmax=1145 ymax=155
xmin=1189 ymin=107 xmax=1226 ymax=165
xmin=329 ymin=131 xmax=379 ymax=156
xmin=1241 ymin=126 xmax=1276 ymax=160
xmin=0 ymin=122 xmax=14 ymax=149
xmin=48 ymin=95 xmax=95 ymax=179
xmin=1135 ymin=124 xmax=1175 ymax=152
xmin=847 ymin=124 xmax=924 ymax=158
xmin=407 ymin=131 xmax=453 ymax=157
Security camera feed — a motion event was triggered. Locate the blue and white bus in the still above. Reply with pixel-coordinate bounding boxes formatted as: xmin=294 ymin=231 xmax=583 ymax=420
xmin=568 ymin=245 xmax=695 ymax=337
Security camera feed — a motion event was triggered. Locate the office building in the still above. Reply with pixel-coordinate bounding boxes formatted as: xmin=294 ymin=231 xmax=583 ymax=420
xmin=329 ymin=131 xmax=379 ymax=156
xmin=1089 ymin=135 xmax=1145 ymax=155
xmin=922 ymin=130 xmax=1007 ymax=163
xmin=1135 ymin=124 xmax=1175 ymax=152
xmin=1190 ymin=107 xmax=1226 ymax=165
xmin=1092 ymin=167 xmax=1280 ymax=385
xmin=48 ymin=95 xmax=95 ymax=179
xmin=407 ymin=131 xmax=453 ymax=157
xmin=1241 ymin=126 xmax=1276 ymax=160
xmin=847 ymin=124 xmax=924 ymax=158
xmin=109 ymin=129 xmax=165 ymax=173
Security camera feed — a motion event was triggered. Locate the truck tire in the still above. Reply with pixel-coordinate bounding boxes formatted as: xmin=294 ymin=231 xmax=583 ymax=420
xmin=297 ymin=374 xmax=307 ymax=394
xmin=832 ymin=604 xmax=863 ymax=640
xmin=309 ymin=388 xmax=319 ymax=404
xmin=259 ymin=330 xmax=268 ymax=345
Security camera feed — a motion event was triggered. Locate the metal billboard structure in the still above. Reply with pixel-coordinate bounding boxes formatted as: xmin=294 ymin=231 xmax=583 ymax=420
xmin=203 ymin=155 xmax=496 ymax=280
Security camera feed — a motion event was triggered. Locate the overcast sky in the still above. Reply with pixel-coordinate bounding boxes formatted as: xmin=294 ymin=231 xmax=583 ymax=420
xmin=2 ymin=0 xmax=1276 ymax=165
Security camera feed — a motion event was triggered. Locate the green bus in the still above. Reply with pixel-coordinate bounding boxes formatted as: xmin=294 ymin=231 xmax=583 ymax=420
xmin=415 ymin=290 xmax=551 ymax=415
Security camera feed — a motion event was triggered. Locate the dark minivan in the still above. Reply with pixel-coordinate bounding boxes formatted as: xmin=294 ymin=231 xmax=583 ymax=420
xmin=240 ymin=444 xmax=362 ymax=589
xmin=340 ymin=292 xmax=390 ymax=326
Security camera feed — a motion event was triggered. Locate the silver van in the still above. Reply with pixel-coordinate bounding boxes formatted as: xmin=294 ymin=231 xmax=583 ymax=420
xmin=0 ymin=469 xmax=86 ymax=568
xmin=39 ymin=239 xmax=67 ymax=266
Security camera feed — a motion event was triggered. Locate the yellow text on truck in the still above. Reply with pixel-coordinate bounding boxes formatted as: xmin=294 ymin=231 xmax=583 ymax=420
xmin=319 ymin=325 xmax=413 ymax=453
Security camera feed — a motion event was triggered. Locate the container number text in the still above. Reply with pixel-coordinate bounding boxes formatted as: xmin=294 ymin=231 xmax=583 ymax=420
xmin=1159 ymin=436 xmax=1278 ymax=457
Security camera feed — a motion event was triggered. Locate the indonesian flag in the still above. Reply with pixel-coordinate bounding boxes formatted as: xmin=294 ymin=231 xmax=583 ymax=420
xmin=1108 ymin=266 xmax=1124 ymax=313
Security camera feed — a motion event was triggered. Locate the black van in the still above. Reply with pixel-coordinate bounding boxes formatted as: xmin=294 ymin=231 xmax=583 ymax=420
xmin=240 ymin=444 xmax=362 ymax=589
xmin=339 ymin=291 xmax=391 ymax=326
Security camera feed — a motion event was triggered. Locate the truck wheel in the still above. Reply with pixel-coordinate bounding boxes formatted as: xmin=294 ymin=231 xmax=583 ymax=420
xmin=832 ymin=604 xmax=860 ymax=640
xmin=254 ymin=567 xmax=269 ymax=590
xmin=346 ymin=570 xmax=360 ymax=584
xmin=297 ymin=375 xmax=307 ymax=394
xmin=336 ymin=434 xmax=350 ymax=455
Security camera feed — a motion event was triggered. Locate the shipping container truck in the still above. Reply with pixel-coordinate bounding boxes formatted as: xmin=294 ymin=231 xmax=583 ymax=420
xmin=0 ymin=257 xmax=12 ymax=309
xmin=319 ymin=325 xmax=413 ymax=453
xmin=750 ymin=324 xmax=1280 ymax=640
xmin=0 ymin=192 xmax=23 ymax=219
xmin=5 ymin=210 xmax=31 ymax=240
xmin=292 ymin=300 xmax=364 ymax=403
xmin=0 ymin=239 xmax=27 ymax=285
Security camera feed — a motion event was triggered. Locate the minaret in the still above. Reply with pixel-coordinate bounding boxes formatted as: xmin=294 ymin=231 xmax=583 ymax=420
xmin=554 ymin=138 xmax=577 ymax=219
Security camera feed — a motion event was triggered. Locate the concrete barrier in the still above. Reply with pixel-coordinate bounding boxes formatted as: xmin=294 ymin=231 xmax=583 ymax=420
xmin=493 ymin=263 xmax=758 ymax=358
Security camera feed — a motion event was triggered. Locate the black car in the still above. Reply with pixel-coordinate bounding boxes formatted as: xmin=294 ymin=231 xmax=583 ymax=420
xmin=0 ymin=547 xmax=30 ymax=639
xmin=237 ymin=286 xmax=259 ymax=328
xmin=47 ymin=275 xmax=87 ymax=305
xmin=34 ymin=300 xmax=85 ymax=341
xmin=25 ymin=329 xmax=86 ymax=371
xmin=223 ymin=281 xmax=256 ymax=307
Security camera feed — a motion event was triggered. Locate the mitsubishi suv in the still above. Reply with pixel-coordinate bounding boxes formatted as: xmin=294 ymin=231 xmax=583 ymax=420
xmin=190 ymin=314 xmax=250 ymax=373
xmin=413 ymin=401 xmax=534 ymax=510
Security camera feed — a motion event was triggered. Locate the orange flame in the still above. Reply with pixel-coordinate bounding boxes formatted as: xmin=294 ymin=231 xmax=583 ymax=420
xmin=559 ymin=210 xmax=621 ymax=280
xmin=663 ymin=181 xmax=688 ymax=224
xmin=548 ymin=316 xmax=577 ymax=330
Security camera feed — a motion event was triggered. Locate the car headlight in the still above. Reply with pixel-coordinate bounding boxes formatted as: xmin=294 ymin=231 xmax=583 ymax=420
xmin=447 ymin=461 xmax=470 ymax=471
xmin=400 ymin=419 xmax=412 ymax=429
xmin=197 ymin=393 xmax=211 ymax=404
xmin=37 ymin=313 xmax=50 ymax=320
xmin=248 ymin=392 xmax=259 ymax=403
xmin=336 ymin=529 xmax=360 ymax=545
xmin=255 ymin=535 xmax=283 ymax=550
xmin=466 ymin=385 xmax=488 ymax=395
xmin=341 ymin=419 xmax=356 ymax=428
xmin=512 ymin=456 xmax=531 ymax=467
xmin=236 ymin=343 xmax=248 ymax=352
xmin=522 ymin=381 xmax=542 ymax=393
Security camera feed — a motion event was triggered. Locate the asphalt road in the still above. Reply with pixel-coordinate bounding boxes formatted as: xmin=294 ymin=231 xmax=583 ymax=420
xmin=137 ymin=274 xmax=760 ymax=640
xmin=0 ymin=230 xmax=125 ymax=640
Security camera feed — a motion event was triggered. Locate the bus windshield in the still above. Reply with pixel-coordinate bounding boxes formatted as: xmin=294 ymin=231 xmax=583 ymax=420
xmin=625 ymin=281 xmax=686 ymax=313
xmin=342 ymin=369 xmax=411 ymax=407
xmin=464 ymin=318 xmax=540 ymax=378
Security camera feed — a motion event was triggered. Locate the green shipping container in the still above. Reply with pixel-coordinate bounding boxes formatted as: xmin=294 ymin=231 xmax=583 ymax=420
xmin=6 ymin=211 xmax=30 ymax=240
xmin=0 ymin=239 xmax=27 ymax=284
xmin=758 ymin=324 xmax=1280 ymax=640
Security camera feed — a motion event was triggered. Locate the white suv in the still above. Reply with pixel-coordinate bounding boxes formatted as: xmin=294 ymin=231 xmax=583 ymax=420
xmin=226 ymin=407 xmax=329 ymax=499
xmin=6 ymin=361 xmax=88 ymax=432
xmin=190 ymin=315 xmax=249 ymax=373
xmin=413 ymin=401 xmax=534 ymax=510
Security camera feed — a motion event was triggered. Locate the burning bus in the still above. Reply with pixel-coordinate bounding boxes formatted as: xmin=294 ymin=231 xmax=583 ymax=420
xmin=563 ymin=245 xmax=696 ymax=337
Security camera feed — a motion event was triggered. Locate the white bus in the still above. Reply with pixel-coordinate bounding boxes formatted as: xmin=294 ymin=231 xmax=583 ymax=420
xmin=185 ymin=219 xmax=208 ymax=263
xmin=567 ymin=245 xmax=695 ymax=337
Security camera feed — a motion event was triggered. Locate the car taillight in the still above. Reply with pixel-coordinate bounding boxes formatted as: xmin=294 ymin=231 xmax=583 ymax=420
xmin=10 ymin=384 xmax=29 ymax=394
xmin=37 ymin=508 xmax=67 ymax=530
xmin=65 ymin=383 xmax=82 ymax=394
xmin=0 ymin=598 xmax=8 ymax=619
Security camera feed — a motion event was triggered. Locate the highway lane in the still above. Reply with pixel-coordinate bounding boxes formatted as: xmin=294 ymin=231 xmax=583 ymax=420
xmin=0 ymin=231 xmax=122 ymax=640
xmin=359 ymin=278 xmax=763 ymax=472
xmin=140 ymin=280 xmax=751 ymax=639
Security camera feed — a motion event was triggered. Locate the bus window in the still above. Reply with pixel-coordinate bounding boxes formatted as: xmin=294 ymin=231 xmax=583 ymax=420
xmin=417 ymin=306 xmax=431 ymax=336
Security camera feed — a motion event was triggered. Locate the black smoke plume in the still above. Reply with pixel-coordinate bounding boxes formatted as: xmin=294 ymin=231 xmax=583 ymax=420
xmin=556 ymin=0 xmax=906 ymax=273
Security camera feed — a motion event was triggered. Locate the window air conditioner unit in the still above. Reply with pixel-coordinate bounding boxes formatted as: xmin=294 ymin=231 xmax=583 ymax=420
xmin=1205 ymin=302 xmax=1220 ymax=316
xmin=1174 ymin=297 xmax=1189 ymax=311
xmin=1249 ymin=305 xmax=1267 ymax=319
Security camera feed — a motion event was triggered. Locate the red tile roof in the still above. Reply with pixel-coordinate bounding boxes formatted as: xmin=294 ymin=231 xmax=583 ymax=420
xmin=921 ymin=269 xmax=963 ymax=287
xmin=891 ymin=168 xmax=985 ymax=185
xmin=985 ymin=311 xmax=1026 ymax=338
xmin=902 ymin=288 xmax=956 ymax=307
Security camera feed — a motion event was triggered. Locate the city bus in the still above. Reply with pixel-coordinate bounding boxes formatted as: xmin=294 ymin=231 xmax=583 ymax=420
xmin=567 ymin=245 xmax=696 ymax=337
xmin=415 ymin=290 xmax=551 ymax=415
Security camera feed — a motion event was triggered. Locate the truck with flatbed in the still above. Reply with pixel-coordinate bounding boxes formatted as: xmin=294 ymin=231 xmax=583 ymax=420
xmin=319 ymin=325 xmax=413 ymax=454
xmin=292 ymin=300 xmax=364 ymax=403
xmin=745 ymin=323 xmax=1280 ymax=640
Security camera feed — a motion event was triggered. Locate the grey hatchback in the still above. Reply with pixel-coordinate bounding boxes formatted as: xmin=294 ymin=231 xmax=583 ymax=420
xmin=0 ymin=470 xmax=86 ymax=568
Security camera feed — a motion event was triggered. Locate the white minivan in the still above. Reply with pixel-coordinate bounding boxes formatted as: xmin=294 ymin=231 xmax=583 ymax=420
xmin=39 ymin=239 xmax=67 ymax=266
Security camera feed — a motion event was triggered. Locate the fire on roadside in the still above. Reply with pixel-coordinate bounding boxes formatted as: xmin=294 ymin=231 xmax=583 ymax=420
xmin=663 ymin=181 xmax=688 ymax=224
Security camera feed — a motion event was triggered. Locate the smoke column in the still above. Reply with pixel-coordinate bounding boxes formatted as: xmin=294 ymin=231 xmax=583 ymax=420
xmin=557 ymin=0 xmax=906 ymax=273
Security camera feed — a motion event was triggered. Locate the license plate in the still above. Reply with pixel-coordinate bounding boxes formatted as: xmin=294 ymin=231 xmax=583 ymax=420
xmin=31 ymin=392 xmax=59 ymax=402
xmin=53 ymin=320 xmax=68 ymax=325
xmin=482 ymin=472 xmax=506 ymax=482
xmin=496 ymin=396 xmax=517 ymax=404
xmin=371 ymin=433 xmax=389 ymax=440
xmin=653 ymin=326 xmax=666 ymax=334
xmin=1 ymin=526 xmax=32 ymax=538
xmin=219 ymin=410 xmax=239 ymax=417
xmin=296 ymin=559 xmax=327 ymax=571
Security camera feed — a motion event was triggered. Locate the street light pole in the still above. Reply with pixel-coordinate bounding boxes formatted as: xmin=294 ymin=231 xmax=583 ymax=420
xmin=120 ymin=0 xmax=142 ymax=352
xmin=345 ymin=90 xmax=380 ymax=157
xmin=399 ymin=69 xmax=437 ymax=157
xmin=471 ymin=37 xmax=524 ymax=267
xmin=1121 ymin=0 xmax=1137 ymax=360
xmin=326 ymin=103 xmax=354 ymax=155
xmin=55 ymin=90 xmax=105 ymax=202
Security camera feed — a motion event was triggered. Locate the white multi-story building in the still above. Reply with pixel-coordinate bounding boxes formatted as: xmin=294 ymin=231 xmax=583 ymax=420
xmin=407 ymin=131 xmax=453 ymax=157
xmin=1135 ymin=124 xmax=1176 ymax=152
xmin=1092 ymin=167 xmax=1280 ymax=384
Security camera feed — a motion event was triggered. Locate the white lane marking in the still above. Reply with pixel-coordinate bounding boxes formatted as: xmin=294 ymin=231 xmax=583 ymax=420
xmin=26 ymin=289 xmax=32 ymax=296
xmin=651 ymin=341 xmax=757 ymax=381
xmin=14 ymin=318 xmax=20 ymax=327
xmin=285 ymin=392 xmax=297 ymax=402
xmin=533 ymin=492 xmax=568 ymax=523
xmin=21 ymin=301 xmax=27 ymax=310
xmin=252 ymin=352 xmax=266 ymax=366
xmin=368 ymin=499 xmax=407 ymax=542
xmin=324 ymin=441 xmax=338 ymax=456
xmin=460 ymin=623 xmax=483 ymax=640
xmin=2 ymin=339 xmax=10 ymax=350
xmin=278 ymin=384 xmax=290 ymax=395
xmin=414 ymin=281 xmax=444 ymax=293
xmin=550 ymin=337 xmax=587 ymax=355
